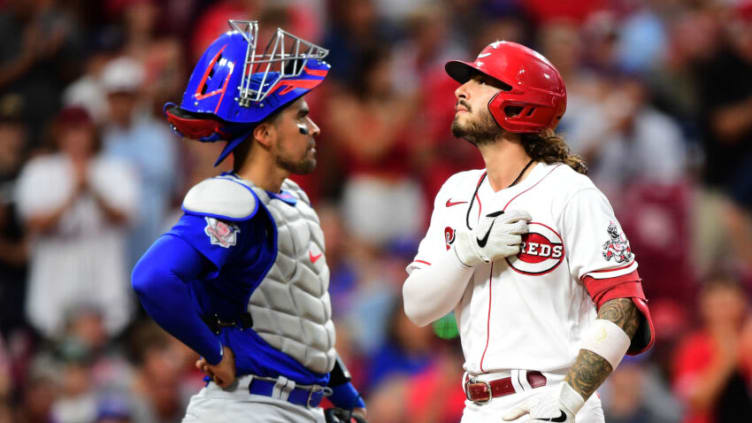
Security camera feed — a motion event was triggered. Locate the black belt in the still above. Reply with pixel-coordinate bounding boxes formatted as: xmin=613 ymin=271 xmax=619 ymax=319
xmin=201 ymin=312 xmax=253 ymax=335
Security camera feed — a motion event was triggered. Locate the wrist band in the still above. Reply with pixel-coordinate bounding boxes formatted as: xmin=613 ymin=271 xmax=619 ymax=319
xmin=580 ymin=319 xmax=631 ymax=370
xmin=559 ymin=382 xmax=586 ymax=415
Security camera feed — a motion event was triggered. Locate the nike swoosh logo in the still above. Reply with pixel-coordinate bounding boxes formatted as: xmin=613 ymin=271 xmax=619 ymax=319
xmin=309 ymin=251 xmax=322 ymax=263
xmin=446 ymin=198 xmax=468 ymax=207
xmin=476 ymin=210 xmax=505 ymax=248
xmin=542 ymin=411 xmax=567 ymax=422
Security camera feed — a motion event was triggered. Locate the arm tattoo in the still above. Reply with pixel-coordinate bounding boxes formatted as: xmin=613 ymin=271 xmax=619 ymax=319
xmin=564 ymin=298 xmax=641 ymax=399
xmin=565 ymin=349 xmax=612 ymax=400
xmin=597 ymin=298 xmax=641 ymax=339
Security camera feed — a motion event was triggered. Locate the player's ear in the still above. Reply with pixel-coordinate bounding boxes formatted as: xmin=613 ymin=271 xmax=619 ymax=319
xmin=253 ymin=122 xmax=276 ymax=149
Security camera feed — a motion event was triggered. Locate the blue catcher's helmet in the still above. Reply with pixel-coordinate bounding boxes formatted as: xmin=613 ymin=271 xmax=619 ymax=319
xmin=165 ymin=20 xmax=330 ymax=165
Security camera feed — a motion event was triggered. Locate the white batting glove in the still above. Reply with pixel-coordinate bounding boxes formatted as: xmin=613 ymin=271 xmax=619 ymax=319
xmin=502 ymin=383 xmax=585 ymax=423
xmin=454 ymin=209 xmax=531 ymax=267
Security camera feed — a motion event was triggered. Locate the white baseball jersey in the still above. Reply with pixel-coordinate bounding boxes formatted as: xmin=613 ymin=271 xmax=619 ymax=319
xmin=407 ymin=162 xmax=639 ymax=375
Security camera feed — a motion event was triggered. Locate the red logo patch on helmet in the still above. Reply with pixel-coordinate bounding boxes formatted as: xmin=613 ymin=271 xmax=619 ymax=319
xmin=506 ymin=222 xmax=565 ymax=275
xmin=444 ymin=226 xmax=456 ymax=250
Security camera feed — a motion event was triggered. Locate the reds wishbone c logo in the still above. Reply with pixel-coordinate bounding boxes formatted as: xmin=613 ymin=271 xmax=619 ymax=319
xmin=506 ymin=222 xmax=565 ymax=275
xmin=444 ymin=226 xmax=456 ymax=250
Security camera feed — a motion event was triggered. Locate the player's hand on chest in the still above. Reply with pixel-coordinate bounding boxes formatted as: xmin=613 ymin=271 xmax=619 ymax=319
xmin=446 ymin=200 xmax=565 ymax=276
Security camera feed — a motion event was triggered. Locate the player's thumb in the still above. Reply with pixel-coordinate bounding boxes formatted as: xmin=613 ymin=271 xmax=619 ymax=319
xmin=502 ymin=405 xmax=530 ymax=421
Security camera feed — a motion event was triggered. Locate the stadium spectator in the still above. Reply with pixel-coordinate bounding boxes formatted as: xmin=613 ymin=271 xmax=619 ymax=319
xmin=672 ymin=274 xmax=752 ymax=423
xmin=15 ymin=106 xmax=138 ymax=339
xmin=325 ymin=46 xmax=423 ymax=249
xmin=0 ymin=94 xmax=29 ymax=338
xmin=100 ymin=56 xmax=177 ymax=268
xmin=127 ymin=321 xmax=192 ymax=423
xmin=0 ymin=0 xmax=83 ymax=148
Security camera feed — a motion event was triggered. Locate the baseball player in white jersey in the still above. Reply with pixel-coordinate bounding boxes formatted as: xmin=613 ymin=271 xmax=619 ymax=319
xmin=403 ymin=41 xmax=654 ymax=422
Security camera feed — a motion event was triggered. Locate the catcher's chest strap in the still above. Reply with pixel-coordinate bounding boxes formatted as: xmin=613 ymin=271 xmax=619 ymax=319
xmin=200 ymin=312 xmax=253 ymax=335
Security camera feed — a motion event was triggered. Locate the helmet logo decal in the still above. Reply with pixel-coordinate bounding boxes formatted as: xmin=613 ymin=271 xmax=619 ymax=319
xmin=193 ymin=45 xmax=236 ymax=113
xmin=272 ymin=77 xmax=324 ymax=96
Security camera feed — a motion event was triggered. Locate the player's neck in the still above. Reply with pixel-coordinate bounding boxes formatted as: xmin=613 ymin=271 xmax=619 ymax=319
xmin=234 ymin=151 xmax=288 ymax=193
xmin=478 ymin=135 xmax=535 ymax=192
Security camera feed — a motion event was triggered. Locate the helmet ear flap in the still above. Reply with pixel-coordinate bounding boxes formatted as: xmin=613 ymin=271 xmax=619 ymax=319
xmin=488 ymin=91 xmax=506 ymax=130
xmin=488 ymin=91 xmax=564 ymax=133
xmin=165 ymin=105 xmax=225 ymax=140
xmin=488 ymin=92 xmax=535 ymax=132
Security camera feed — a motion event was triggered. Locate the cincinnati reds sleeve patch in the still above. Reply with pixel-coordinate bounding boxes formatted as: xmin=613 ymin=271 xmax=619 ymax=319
xmin=204 ymin=217 xmax=240 ymax=248
xmin=602 ymin=222 xmax=633 ymax=263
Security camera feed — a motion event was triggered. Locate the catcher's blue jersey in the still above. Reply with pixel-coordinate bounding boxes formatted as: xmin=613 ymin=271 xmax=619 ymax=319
xmin=133 ymin=192 xmax=330 ymax=386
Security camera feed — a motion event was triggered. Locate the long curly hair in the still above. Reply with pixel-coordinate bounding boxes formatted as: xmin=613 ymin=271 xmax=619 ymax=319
xmin=520 ymin=129 xmax=588 ymax=175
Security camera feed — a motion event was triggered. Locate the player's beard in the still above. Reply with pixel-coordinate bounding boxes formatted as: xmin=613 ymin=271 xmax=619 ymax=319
xmin=451 ymin=107 xmax=501 ymax=146
xmin=276 ymin=147 xmax=316 ymax=174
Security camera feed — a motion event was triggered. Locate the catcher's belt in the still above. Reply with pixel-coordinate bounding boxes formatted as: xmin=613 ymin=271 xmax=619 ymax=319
xmin=465 ymin=370 xmax=547 ymax=404
xmin=248 ymin=374 xmax=332 ymax=408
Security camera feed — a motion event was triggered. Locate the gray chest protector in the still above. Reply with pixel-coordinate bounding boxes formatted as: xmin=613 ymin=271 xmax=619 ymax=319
xmin=246 ymin=179 xmax=336 ymax=374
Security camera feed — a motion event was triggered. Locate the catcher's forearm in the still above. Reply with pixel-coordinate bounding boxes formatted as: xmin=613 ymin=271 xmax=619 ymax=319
xmin=564 ymin=298 xmax=640 ymax=399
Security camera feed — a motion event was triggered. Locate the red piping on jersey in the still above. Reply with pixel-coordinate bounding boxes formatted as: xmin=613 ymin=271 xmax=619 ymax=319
xmin=414 ymin=260 xmax=431 ymax=266
xmin=585 ymin=262 xmax=635 ymax=274
xmin=477 ymin=165 xmax=561 ymax=372
xmin=502 ymin=165 xmax=562 ymax=211
xmin=476 ymin=172 xmax=486 ymax=222
xmin=475 ymin=172 xmax=486 ymax=221
xmin=479 ymin=261 xmax=494 ymax=372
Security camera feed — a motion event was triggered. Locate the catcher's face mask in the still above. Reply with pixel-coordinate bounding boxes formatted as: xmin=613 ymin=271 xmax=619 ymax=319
xmin=165 ymin=20 xmax=330 ymax=165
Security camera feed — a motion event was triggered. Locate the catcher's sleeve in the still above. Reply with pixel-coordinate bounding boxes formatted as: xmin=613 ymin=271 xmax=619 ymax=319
xmin=132 ymin=234 xmax=224 ymax=364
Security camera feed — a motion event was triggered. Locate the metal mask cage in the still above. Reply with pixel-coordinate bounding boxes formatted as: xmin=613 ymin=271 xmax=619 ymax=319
xmin=229 ymin=20 xmax=329 ymax=107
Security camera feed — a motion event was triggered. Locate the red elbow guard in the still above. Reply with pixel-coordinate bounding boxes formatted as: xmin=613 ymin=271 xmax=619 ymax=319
xmin=583 ymin=270 xmax=655 ymax=355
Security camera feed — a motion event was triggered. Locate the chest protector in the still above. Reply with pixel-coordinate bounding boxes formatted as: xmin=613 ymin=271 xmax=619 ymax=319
xmin=244 ymin=179 xmax=336 ymax=374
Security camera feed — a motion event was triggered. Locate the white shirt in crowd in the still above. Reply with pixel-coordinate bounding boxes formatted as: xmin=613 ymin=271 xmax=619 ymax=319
xmin=15 ymin=153 xmax=139 ymax=338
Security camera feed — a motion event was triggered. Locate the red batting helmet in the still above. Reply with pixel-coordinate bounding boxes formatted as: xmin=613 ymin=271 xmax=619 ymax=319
xmin=445 ymin=41 xmax=566 ymax=133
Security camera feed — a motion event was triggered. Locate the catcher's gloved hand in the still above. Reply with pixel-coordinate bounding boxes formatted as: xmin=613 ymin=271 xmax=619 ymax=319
xmin=324 ymin=408 xmax=367 ymax=423
xmin=454 ymin=209 xmax=531 ymax=267
xmin=502 ymin=383 xmax=585 ymax=422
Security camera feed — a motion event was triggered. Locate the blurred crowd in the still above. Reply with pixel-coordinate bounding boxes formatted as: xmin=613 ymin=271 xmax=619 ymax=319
xmin=0 ymin=0 xmax=751 ymax=422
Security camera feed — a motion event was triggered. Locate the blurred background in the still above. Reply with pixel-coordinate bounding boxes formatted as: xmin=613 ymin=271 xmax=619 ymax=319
xmin=0 ymin=0 xmax=751 ymax=422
